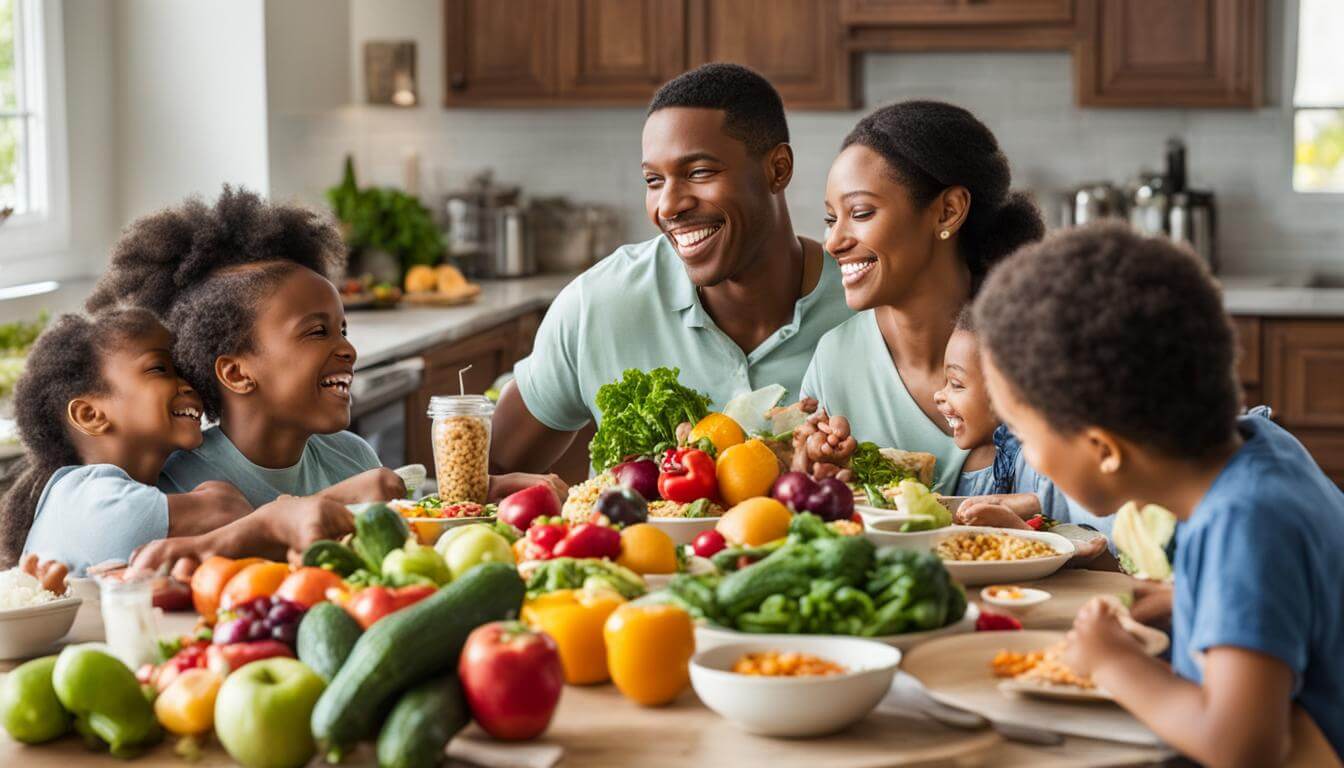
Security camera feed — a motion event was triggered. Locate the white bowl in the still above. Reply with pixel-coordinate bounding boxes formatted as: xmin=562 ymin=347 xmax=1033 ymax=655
xmin=694 ymin=602 xmax=979 ymax=653
xmin=861 ymin=511 xmax=947 ymax=552
xmin=935 ymin=526 xmax=1074 ymax=586
xmin=0 ymin=596 xmax=82 ymax=659
xmin=406 ymin=515 xmax=497 ymax=546
xmin=979 ymin=585 xmax=1052 ymax=617
xmin=646 ymin=516 xmax=721 ymax=546
xmin=690 ymin=636 xmax=901 ymax=737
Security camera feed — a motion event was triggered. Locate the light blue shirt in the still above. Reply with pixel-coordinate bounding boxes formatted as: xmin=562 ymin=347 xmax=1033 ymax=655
xmin=24 ymin=465 xmax=169 ymax=576
xmin=159 ymin=427 xmax=381 ymax=508
xmin=1172 ymin=414 xmax=1344 ymax=755
xmin=801 ymin=311 xmax=969 ymax=493
xmin=513 ymin=235 xmax=853 ymax=431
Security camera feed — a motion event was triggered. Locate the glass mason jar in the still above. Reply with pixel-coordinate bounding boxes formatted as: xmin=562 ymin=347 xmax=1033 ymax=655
xmin=427 ymin=394 xmax=494 ymax=503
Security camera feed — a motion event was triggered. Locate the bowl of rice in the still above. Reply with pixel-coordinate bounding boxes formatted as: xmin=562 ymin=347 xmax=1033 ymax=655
xmin=0 ymin=567 xmax=82 ymax=659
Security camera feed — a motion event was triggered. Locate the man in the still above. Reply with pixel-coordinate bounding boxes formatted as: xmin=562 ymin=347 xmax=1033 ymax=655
xmin=491 ymin=63 xmax=852 ymax=473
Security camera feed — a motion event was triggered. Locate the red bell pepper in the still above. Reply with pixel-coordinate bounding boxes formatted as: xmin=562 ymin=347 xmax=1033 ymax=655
xmin=205 ymin=640 xmax=294 ymax=676
xmin=552 ymin=523 xmax=621 ymax=560
xmin=342 ymin=584 xmax=437 ymax=629
xmin=975 ymin=611 xmax=1023 ymax=632
xmin=458 ymin=621 xmax=564 ymax=740
xmin=657 ymin=448 xmax=718 ymax=504
xmin=146 ymin=640 xmax=210 ymax=691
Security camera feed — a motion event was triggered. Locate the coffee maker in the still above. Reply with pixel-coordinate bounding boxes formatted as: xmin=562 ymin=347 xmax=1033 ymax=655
xmin=1162 ymin=139 xmax=1218 ymax=272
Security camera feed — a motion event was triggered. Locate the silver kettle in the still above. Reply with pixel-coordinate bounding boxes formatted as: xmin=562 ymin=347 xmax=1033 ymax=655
xmin=1060 ymin=182 xmax=1128 ymax=227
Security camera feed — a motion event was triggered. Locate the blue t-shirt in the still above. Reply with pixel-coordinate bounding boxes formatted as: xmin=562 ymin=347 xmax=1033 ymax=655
xmin=23 ymin=465 xmax=170 ymax=576
xmin=159 ymin=427 xmax=381 ymax=508
xmin=1172 ymin=414 xmax=1344 ymax=754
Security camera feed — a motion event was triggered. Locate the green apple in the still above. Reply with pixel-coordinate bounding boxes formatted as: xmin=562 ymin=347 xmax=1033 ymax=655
xmin=436 ymin=524 xmax=516 ymax=579
xmin=214 ymin=658 xmax=326 ymax=768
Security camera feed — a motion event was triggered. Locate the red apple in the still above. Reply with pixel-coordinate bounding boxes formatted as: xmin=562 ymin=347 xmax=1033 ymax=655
xmin=458 ymin=621 xmax=564 ymax=740
xmin=497 ymin=484 xmax=561 ymax=531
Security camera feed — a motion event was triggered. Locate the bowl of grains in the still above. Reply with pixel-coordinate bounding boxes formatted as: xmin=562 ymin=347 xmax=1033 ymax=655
xmin=690 ymin=636 xmax=901 ymax=737
xmin=933 ymin=527 xmax=1074 ymax=586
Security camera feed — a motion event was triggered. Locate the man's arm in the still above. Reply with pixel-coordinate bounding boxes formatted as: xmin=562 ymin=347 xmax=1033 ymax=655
xmin=489 ymin=381 xmax=582 ymax=474
xmin=165 ymin=481 xmax=252 ymax=537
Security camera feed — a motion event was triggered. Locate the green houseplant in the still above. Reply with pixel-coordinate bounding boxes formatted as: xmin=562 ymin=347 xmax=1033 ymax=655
xmin=326 ymin=156 xmax=444 ymax=278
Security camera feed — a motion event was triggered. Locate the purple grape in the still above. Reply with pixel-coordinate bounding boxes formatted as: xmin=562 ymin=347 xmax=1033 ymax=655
xmin=246 ymin=621 xmax=269 ymax=641
xmin=271 ymin=623 xmax=298 ymax=645
xmin=268 ymin=603 xmax=301 ymax=625
xmin=213 ymin=618 xmax=249 ymax=645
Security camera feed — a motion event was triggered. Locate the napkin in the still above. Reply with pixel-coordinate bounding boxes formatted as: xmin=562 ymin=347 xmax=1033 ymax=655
xmin=447 ymin=731 xmax=564 ymax=768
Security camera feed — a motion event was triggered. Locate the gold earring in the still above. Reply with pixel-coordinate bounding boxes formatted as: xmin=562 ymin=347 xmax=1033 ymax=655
xmin=1100 ymin=457 xmax=1120 ymax=474
xmin=939 ymin=230 xmax=951 ymax=240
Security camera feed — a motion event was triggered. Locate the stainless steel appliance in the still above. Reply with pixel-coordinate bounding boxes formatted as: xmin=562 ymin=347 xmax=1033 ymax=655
xmin=349 ymin=356 xmax=424 ymax=468
xmin=1060 ymin=182 xmax=1127 ymax=227
xmin=1127 ymin=170 xmax=1168 ymax=236
xmin=1162 ymin=138 xmax=1218 ymax=271
xmin=489 ymin=205 xmax=536 ymax=278
xmin=441 ymin=172 xmax=522 ymax=279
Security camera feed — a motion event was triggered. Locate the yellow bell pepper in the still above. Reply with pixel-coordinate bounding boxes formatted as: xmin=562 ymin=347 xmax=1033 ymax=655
xmin=152 ymin=668 xmax=223 ymax=736
xmin=603 ymin=603 xmax=695 ymax=706
xmin=521 ymin=588 xmax=625 ymax=685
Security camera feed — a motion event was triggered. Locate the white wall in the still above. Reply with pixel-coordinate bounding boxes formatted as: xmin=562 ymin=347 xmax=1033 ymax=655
xmin=265 ymin=0 xmax=1344 ymax=277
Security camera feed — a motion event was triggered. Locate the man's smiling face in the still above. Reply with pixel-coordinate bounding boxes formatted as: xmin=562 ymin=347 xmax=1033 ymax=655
xmin=641 ymin=107 xmax=778 ymax=287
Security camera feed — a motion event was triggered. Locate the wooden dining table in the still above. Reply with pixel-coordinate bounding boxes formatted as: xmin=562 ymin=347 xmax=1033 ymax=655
xmin=1 ymin=569 xmax=1180 ymax=767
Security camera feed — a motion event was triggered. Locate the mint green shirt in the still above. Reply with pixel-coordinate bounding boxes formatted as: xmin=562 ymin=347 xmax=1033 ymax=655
xmin=158 ymin=427 xmax=381 ymax=508
xmin=514 ymin=235 xmax=853 ymax=431
xmin=800 ymin=311 xmax=969 ymax=494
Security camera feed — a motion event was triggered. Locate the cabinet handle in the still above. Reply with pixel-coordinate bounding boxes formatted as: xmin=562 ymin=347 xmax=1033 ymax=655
xmin=450 ymin=72 xmax=467 ymax=91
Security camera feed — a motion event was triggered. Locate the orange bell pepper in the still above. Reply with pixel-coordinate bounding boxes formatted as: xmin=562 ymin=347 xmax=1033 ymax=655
xmin=603 ymin=603 xmax=695 ymax=706
xmin=521 ymin=589 xmax=625 ymax=685
xmin=153 ymin=668 xmax=223 ymax=736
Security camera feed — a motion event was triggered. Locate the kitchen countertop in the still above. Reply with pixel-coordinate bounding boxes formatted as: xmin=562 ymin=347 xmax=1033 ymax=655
xmin=1221 ymin=287 xmax=1344 ymax=317
xmin=346 ymin=273 xmax=576 ymax=370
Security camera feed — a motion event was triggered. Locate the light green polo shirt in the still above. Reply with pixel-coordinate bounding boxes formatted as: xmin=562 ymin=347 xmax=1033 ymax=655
xmin=514 ymin=235 xmax=853 ymax=431
xmin=800 ymin=310 xmax=969 ymax=494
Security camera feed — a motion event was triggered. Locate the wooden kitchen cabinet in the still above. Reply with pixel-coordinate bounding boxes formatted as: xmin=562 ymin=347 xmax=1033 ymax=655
xmin=840 ymin=0 xmax=1073 ymax=26
xmin=556 ymin=0 xmax=687 ymax=101
xmin=1074 ymin=0 xmax=1264 ymax=108
xmin=1260 ymin=319 xmax=1344 ymax=484
xmin=687 ymin=0 xmax=855 ymax=109
xmin=1232 ymin=315 xmax=1261 ymax=406
xmin=443 ymin=0 xmax=559 ymax=105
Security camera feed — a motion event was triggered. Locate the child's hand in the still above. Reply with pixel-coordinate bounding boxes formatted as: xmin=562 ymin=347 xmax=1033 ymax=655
xmin=955 ymin=502 xmax=1030 ymax=529
xmin=488 ymin=472 xmax=568 ymax=505
xmin=1062 ymin=596 xmax=1144 ymax=678
xmin=319 ymin=468 xmax=407 ymax=504
xmin=260 ymin=495 xmax=356 ymax=552
xmin=1130 ymin=580 xmax=1174 ymax=630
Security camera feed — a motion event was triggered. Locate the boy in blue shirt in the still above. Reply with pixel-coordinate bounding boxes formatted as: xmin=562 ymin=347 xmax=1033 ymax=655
xmin=974 ymin=222 xmax=1343 ymax=764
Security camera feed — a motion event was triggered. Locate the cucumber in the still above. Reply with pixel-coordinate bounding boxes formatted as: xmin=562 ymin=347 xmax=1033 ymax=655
xmin=353 ymin=503 xmax=412 ymax=571
xmin=376 ymin=675 xmax=469 ymax=768
xmin=311 ymin=562 xmax=523 ymax=759
xmin=302 ymin=540 xmax=367 ymax=577
xmin=296 ymin=602 xmax=363 ymax=682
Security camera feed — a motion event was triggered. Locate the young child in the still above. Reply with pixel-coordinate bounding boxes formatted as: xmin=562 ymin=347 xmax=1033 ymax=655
xmin=932 ymin=308 xmax=1112 ymax=563
xmin=84 ymin=188 xmax=561 ymax=568
xmin=974 ymin=222 xmax=1344 ymax=764
xmin=0 ymin=309 xmax=251 ymax=574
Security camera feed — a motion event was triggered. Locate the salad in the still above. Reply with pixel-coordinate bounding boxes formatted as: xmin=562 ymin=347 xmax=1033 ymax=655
xmin=390 ymin=496 xmax=497 ymax=519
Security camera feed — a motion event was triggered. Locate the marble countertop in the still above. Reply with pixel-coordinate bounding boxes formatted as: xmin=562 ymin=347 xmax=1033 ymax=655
xmin=346 ymin=273 xmax=576 ymax=370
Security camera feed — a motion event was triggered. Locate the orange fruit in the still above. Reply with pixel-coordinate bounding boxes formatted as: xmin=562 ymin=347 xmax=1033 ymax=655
xmin=716 ymin=497 xmax=792 ymax=546
xmin=219 ymin=562 xmax=291 ymax=610
xmin=715 ymin=438 xmax=781 ymax=506
xmin=190 ymin=556 xmax=264 ymax=621
xmin=688 ymin=413 xmax=746 ymax=455
xmin=616 ymin=524 xmax=678 ymax=575
xmin=274 ymin=567 xmax=346 ymax=608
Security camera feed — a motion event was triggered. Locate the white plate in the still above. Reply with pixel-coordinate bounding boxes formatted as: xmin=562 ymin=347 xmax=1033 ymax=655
xmin=0 ymin=595 xmax=82 ymax=659
xmin=642 ymin=556 xmax=715 ymax=591
xmin=979 ymin=586 xmax=1052 ymax=616
xmin=405 ymin=515 xmax=497 ymax=545
xmin=935 ymin=527 xmax=1075 ymax=587
xmin=694 ymin=602 xmax=979 ymax=653
xmin=691 ymin=636 xmax=901 ymax=737
xmin=997 ymin=678 xmax=1113 ymax=702
xmin=645 ymin=515 xmax=721 ymax=546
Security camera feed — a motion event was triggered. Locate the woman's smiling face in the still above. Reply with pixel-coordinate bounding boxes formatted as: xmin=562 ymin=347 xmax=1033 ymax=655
xmin=242 ymin=267 xmax=356 ymax=436
xmin=823 ymin=144 xmax=941 ymax=310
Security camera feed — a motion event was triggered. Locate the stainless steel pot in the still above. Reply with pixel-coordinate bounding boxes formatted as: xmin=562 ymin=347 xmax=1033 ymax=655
xmin=489 ymin=205 xmax=536 ymax=278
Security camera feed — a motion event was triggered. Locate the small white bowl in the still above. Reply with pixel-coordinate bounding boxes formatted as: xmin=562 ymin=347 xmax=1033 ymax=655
xmin=861 ymin=511 xmax=946 ymax=552
xmin=936 ymin=527 xmax=1074 ymax=586
xmin=690 ymin=636 xmax=901 ymax=737
xmin=0 ymin=596 xmax=83 ymax=659
xmin=979 ymin=585 xmax=1052 ymax=617
xmin=646 ymin=516 xmax=721 ymax=546
xmin=406 ymin=515 xmax=497 ymax=546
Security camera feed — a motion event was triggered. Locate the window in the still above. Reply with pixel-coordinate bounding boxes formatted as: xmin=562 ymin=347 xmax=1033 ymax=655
xmin=0 ymin=0 xmax=68 ymax=280
xmin=1294 ymin=0 xmax=1344 ymax=193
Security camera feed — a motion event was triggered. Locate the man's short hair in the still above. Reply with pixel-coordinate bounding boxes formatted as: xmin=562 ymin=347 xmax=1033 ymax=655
xmin=648 ymin=63 xmax=789 ymax=156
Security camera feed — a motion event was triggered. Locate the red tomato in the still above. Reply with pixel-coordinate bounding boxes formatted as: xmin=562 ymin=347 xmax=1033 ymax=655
xmin=275 ymin=567 xmax=345 ymax=608
xmin=458 ymin=621 xmax=564 ymax=740
xmin=691 ymin=530 xmax=727 ymax=558
xmin=498 ymin=484 xmax=561 ymax=531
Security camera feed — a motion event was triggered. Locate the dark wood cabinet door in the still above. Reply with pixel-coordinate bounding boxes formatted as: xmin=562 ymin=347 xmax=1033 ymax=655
xmin=1264 ymin=320 xmax=1344 ymax=431
xmin=687 ymin=0 xmax=855 ymax=109
xmin=443 ymin=0 xmax=558 ymax=105
xmin=841 ymin=0 xmax=1072 ymax=25
xmin=1075 ymin=0 xmax=1263 ymax=108
xmin=556 ymin=0 xmax=686 ymax=102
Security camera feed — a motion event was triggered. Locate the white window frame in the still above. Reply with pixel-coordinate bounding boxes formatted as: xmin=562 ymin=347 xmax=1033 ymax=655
xmin=1291 ymin=0 xmax=1344 ymax=195
xmin=0 ymin=0 xmax=71 ymax=286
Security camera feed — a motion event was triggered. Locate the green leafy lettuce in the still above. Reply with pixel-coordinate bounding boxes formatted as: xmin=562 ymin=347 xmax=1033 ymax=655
xmin=850 ymin=441 xmax=913 ymax=487
xmin=589 ymin=367 xmax=711 ymax=472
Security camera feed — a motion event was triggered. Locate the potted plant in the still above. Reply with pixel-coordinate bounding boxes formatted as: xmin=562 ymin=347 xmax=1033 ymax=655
xmin=326 ymin=156 xmax=444 ymax=284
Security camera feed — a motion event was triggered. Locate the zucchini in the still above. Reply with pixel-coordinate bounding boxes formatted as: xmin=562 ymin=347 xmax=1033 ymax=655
xmin=302 ymin=540 xmax=367 ymax=577
xmin=375 ymin=675 xmax=469 ymax=768
xmin=296 ymin=603 xmax=363 ymax=682
xmin=715 ymin=543 xmax=812 ymax=617
xmin=353 ymin=503 xmax=412 ymax=571
xmin=311 ymin=562 xmax=524 ymax=759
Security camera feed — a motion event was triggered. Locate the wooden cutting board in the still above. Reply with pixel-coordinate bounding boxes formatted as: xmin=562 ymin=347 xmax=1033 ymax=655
xmin=902 ymin=630 xmax=1164 ymax=747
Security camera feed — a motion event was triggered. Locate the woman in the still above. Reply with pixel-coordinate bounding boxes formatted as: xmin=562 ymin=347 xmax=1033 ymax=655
xmin=800 ymin=101 xmax=1044 ymax=493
